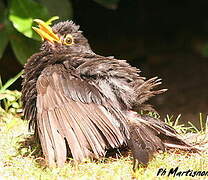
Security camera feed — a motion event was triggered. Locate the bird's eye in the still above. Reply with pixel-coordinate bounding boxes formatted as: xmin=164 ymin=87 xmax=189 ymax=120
xmin=63 ymin=34 xmax=74 ymax=45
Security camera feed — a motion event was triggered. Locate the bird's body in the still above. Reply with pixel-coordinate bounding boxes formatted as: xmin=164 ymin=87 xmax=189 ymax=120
xmin=22 ymin=20 xmax=195 ymax=168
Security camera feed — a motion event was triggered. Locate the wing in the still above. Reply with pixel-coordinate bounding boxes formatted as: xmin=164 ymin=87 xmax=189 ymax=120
xmin=36 ymin=64 xmax=129 ymax=166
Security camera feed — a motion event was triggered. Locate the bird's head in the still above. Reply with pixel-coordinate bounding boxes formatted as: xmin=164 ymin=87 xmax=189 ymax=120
xmin=33 ymin=19 xmax=92 ymax=54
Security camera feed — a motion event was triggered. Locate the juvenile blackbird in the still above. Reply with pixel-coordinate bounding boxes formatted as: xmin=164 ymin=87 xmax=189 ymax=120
xmin=22 ymin=19 xmax=195 ymax=168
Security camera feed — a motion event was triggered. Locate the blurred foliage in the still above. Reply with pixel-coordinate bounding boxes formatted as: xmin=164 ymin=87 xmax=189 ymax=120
xmin=0 ymin=71 xmax=23 ymax=116
xmin=0 ymin=0 xmax=119 ymax=65
xmin=94 ymin=0 xmax=120 ymax=9
xmin=201 ymin=43 xmax=208 ymax=57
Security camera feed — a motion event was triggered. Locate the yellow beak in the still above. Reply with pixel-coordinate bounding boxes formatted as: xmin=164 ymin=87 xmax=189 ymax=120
xmin=32 ymin=19 xmax=60 ymax=43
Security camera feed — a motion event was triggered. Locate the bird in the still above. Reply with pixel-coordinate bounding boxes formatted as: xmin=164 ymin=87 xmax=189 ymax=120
xmin=22 ymin=19 xmax=196 ymax=169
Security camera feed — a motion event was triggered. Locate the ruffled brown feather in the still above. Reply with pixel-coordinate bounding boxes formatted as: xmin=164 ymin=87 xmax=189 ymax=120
xmin=22 ymin=20 xmax=197 ymax=169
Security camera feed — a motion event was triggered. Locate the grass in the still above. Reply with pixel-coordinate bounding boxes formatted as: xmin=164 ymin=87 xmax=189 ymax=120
xmin=0 ymin=111 xmax=208 ymax=180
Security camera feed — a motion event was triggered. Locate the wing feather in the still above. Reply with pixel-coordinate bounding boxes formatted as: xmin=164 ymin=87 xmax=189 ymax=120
xmin=36 ymin=64 xmax=128 ymax=166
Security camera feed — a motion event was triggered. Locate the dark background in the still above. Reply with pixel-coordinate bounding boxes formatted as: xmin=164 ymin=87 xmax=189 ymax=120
xmin=1 ymin=0 xmax=208 ymax=126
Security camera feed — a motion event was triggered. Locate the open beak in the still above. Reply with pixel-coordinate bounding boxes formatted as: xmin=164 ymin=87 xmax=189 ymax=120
xmin=32 ymin=19 xmax=60 ymax=43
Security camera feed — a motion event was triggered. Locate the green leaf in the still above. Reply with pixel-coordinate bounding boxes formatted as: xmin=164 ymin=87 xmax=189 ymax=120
xmin=9 ymin=0 xmax=49 ymax=40
xmin=10 ymin=29 xmax=40 ymax=65
xmin=0 ymin=2 xmax=9 ymax=58
xmin=93 ymin=0 xmax=120 ymax=9
xmin=39 ymin=0 xmax=73 ymax=20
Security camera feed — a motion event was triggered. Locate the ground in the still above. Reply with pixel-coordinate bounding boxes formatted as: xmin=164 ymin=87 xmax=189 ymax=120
xmin=0 ymin=112 xmax=208 ymax=180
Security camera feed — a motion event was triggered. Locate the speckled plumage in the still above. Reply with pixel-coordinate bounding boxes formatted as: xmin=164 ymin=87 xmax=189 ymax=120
xmin=22 ymin=21 xmax=195 ymax=168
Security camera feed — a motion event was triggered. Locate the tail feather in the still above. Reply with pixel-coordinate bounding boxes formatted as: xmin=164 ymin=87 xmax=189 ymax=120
xmin=134 ymin=77 xmax=167 ymax=105
xmin=128 ymin=119 xmax=165 ymax=168
xmin=127 ymin=112 xmax=198 ymax=169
